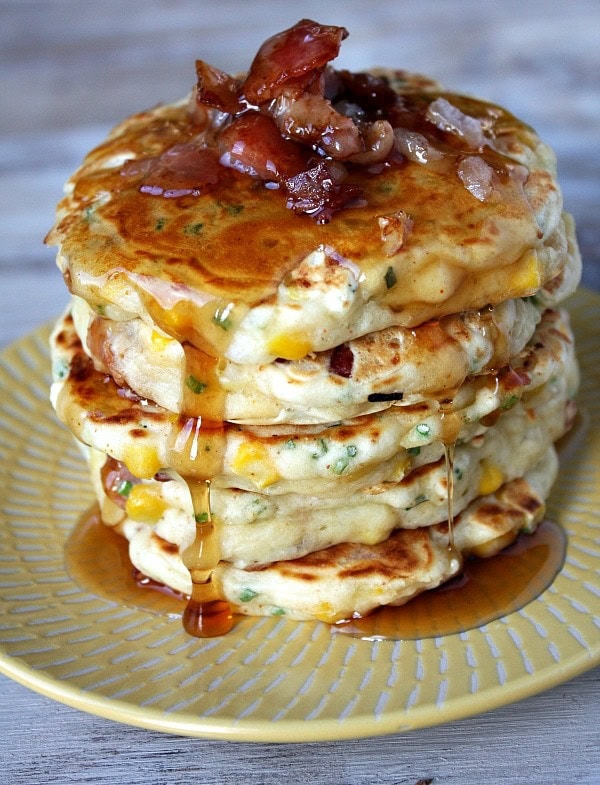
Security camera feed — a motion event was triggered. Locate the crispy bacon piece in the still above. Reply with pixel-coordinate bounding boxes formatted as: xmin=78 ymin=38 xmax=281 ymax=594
xmin=122 ymin=143 xmax=221 ymax=198
xmin=285 ymin=162 xmax=362 ymax=224
xmin=242 ymin=19 xmax=348 ymax=104
xmin=270 ymin=90 xmax=363 ymax=159
xmin=195 ymin=60 xmax=244 ymax=114
xmin=217 ymin=112 xmax=308 ymax=180
xmin=329 ymin=343 xmax=354 ymax=378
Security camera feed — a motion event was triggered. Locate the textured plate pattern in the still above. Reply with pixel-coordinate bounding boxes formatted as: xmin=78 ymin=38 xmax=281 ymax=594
xmin=0 ymin=290 xmax=599 ymax=742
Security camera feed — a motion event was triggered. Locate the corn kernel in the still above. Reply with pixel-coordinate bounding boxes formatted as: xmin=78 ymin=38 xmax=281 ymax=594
xmin=150 ymin=329 xmax=174 ymax=351
xmin=123 ymin=444 xmax=162 ymax=480
xmin=478 ymin=461 xmax=504 ymax=496
xmin=266 ymin=332 xmax=312 ymax=360
xmin=231 ymin=442 xmax=280 ymax=488
xmin=125 ymin=485 xmax=167 ymax=522
xmin=506 ymin=250 xmax=542 ymax=297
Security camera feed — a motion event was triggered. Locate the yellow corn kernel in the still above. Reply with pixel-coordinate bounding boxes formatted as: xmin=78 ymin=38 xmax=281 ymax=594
xmin=266 ymin=332 xmax=312 ymax=360
xmin=231 ymin=442 xmax=280 ymax=488
xmin=507 ymin=250 xmax=542 ymax=297
xmin=150 ymin=329 xmax=174 ymax=352
xmin=478 ymin=461 xmax=504 ymax=496
xmin=125 ymin=485 xmax=167 ymax=523
xmin=391 ymin=454 xmax=411 ymax=481
xmin=123 ymin=444 xmax=162 ymax=480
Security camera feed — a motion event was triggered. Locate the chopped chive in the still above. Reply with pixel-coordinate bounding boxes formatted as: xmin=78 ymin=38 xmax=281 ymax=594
xmin=183 ymin=222 xmax=204 ymax=235
xmin=284 ymin=439 xmax=296 ymax=449
xmin=239 ymin=588 xmax=259 ymax=603
xmin=405 ymin=493 xmax=428 ymax=511
xmin=213 ymin=302 xmax=234 ymax=331
xmin=185 ymin=375 xmax=207 ymax=394
xmin=116 ymin=480 xmax=133 ymax=497
xmin=416 ymin=423 xmax=431 ymax=437
xmin=155 ymin=217 xmax=167 ymax=231
xmin=194 ymin=512 xmax=209 ymax=523
xmin=331 ymin=456 xmax=349 ymax=475
xmin=346 ymin=445 xmax=358 ymax=457
xmin=384 ymin=266 xmax=397 ymax=289
xmin=501 ymin=394 xmax=519 ymax=410
xmin=271 ymin=607 xmax=286 ymax=616
xmin=311 ymin=438 xmax=329 ymax=459
xmin=408 ymin=446 xmax=421 ymax=456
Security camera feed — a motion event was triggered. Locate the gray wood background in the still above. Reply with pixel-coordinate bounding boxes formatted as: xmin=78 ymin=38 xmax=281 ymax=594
xmin=1 ymin=1 xmax=598 ymax=783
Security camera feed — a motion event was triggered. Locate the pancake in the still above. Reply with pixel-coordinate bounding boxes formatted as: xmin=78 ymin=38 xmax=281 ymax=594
xmin=86 ymin=445 xmax=557 ymax=622
xmin=47 ymin=71 xmax=570 ymax=369
xmin=83 ymin=363 xmax=573 ymax=572
xmin=50 ymin=306 xmax=577 ymax=493
xmin=46 ymin=19 xmax=581 ymax=636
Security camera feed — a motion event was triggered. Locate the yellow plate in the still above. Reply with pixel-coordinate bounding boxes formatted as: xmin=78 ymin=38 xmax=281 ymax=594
xmin=0 ymin=290 xmax=599 ymax=742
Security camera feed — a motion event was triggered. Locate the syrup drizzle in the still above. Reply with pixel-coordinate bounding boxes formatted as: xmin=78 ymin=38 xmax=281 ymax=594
xmin=443 ymin=441 xmax=457 ymax=552
xmin=181 ymin=479 xmax=233 ymax=637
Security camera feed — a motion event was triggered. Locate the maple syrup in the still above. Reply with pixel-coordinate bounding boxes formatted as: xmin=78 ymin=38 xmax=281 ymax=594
xmin=334 ymin=519 xmax=566 ymax=640
xmin=180 ymin=479 xmax=233 ymax=637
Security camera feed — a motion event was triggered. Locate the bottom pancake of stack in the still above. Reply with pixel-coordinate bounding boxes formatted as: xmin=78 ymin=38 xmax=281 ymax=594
xmin=50 ymin=303 xmax=578 ymax=624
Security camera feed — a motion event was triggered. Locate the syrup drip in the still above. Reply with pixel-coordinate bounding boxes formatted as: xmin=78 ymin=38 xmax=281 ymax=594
xmin=443 ymin=441 xmax=456 ymax=553
xmin=181 ymin=479 xmax=233 ymax=637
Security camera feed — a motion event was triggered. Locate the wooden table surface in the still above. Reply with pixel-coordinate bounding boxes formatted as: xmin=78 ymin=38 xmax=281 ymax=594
xmin=1 ymin=2 xmax=598 ymax=783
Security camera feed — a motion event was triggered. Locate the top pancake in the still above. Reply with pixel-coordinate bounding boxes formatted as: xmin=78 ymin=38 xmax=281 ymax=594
xmin=47 ymin=71 xmax=567 ymax=365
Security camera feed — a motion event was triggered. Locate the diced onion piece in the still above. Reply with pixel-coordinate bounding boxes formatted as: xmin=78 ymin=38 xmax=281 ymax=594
xmin=393 ymin=127 xmax=445 ymax=165
xmin=456 ymin=155 xmax=494 ymax=201
xmin=378 ymin=210 xmax=414 ymax=256
xmin=426 ymin=97 xmax=486 ymax=149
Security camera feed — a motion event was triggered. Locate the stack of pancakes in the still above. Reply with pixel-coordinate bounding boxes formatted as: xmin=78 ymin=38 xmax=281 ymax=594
xmin=47 ymin=22 xmax=581 ymax=633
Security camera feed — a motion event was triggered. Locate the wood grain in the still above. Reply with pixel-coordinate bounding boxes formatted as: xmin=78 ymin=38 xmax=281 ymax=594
xmin=1 ymin=1 xmax=598 ymax=781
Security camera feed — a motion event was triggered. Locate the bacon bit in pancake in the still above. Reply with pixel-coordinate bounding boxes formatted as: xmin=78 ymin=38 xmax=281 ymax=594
xmin=100 ymin=456 xmax=140 ymax=508
xmin=329 ymin=343 xmax=354 ymax=378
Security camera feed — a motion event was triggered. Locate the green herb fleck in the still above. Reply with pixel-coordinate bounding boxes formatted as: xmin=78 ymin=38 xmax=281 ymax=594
xmin=213 ymin=302 xmax=234 ymax=331
xmin=194 ymin=512 xmax=209 ymax=523
xmin=454 ymin=467 xmax=464 ymax=480
xmin=225 ymin=204 xmax=244 ymax=216
xmin=53 ymin=358 xmax=69 ymax=381
xmin=408 ymin=446 xmax=421 ymax=456
xmin=183 ymin=222 xmax=204 ymax=236
xmin=311 ymin=438 xmax=329 ymax=459
xmin=271 ymin=607 xmax=286 ymax=616
xmin=117 ymin=480 xmax=133 ymax=497
xmin=416 ymin=423 xmax=431 ymax=437
xmin=155 ymin=217 xmax=167 ymax=231
xmin=405 ymin=493 xmax=428 ymax=511
xmin=331 ymin=445 xmax=359 ymax=475
xmin=83 ymin=205 xmax=96 ymax=223
xmin=384 ymin=266 xmax=397 ymax=289
xmin=185 ymin=375 xmax=207 ymax=394
xmin=501 ymin=394 xmax=519 ymax=410
xmin=284 ymin=439 xmax=296 ymax=449
xmin=239 ymin=588 xmax=259 ymax=603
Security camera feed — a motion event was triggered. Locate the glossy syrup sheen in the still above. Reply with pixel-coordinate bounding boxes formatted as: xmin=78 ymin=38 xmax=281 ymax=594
xmin=50 ymin=91 xmax=545 ymax=351
xmin=65 ymin=508 xmax=566 ymax=640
